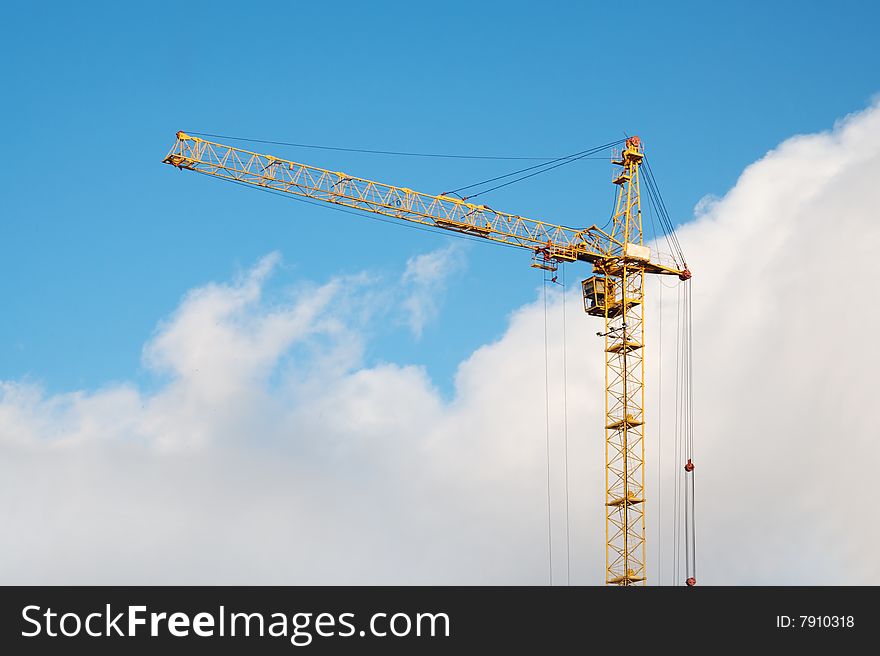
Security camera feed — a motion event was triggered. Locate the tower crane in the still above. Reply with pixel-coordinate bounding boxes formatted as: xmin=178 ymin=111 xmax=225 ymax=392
xmin=163 ymin=131 xmax=694 ymax=586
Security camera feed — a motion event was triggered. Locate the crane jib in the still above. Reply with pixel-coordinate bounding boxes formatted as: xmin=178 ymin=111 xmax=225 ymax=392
xmin=162 ymin=132 xmax=642 ymax=267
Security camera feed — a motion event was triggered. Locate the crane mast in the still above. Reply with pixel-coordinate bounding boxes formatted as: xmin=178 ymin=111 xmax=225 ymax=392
xmin=589 ymin=139 xmax=648 ymax=584
xmin=163 ymin=132 xmax=691 ymax=585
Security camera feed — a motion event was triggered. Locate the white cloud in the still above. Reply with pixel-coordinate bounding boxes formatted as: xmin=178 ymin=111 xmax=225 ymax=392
xmin=1 ymin=101 xmax=880 ymax=584
xmin=660 ymin=100 xmax=880 ymax=585
xmin=401 ymin=243 xmax=466 ymax=338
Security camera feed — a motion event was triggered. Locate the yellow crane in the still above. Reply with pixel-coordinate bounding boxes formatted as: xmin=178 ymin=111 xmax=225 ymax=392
xmin=163 ymin=131 xmax=692 ymax=586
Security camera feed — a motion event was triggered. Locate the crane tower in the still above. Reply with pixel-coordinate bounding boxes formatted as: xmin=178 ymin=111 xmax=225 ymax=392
xmin=163 ymin=132 xmax=692 ymax=585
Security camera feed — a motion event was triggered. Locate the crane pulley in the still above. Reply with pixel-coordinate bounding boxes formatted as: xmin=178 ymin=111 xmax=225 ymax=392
xmin=163 ymin=131 xmax=695 ymax=586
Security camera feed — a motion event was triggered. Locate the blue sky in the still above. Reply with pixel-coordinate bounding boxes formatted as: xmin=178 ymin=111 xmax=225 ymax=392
xmin=2 ymin=0 xmax=878 ymax=394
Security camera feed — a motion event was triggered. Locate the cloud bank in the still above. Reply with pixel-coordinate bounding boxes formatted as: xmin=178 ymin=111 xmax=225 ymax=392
xmin=2 ymin=101 xmax=879 ymax=584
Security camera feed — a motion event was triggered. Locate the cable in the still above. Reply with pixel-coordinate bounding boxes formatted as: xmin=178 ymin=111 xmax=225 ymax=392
xmin=448 ymin=139 xmax=625 ymax=200
xmin=188 ymin=131 xmax=567 ymax=161
xmin=543 ymin=271 xmax=554 ymax=585
xmin=599 ymin=180 xmax=619 ymax=235
xmin=658 ymin=278 xmax=663 ymax=585
xmin=642 ymin=156 xmax=686 ymax=268
xmin=466 ymin=148 xmax=616 ymax=200
xmin=645 ymin=175 xmax=662 ymax=253
xmin=642 ymin=169 xmax=678 ymax=264
xmin=672 ymin=282 xmax=683 ymax=584
xmin=672 ymin=277 xmax=699 ymax=586
xmin=642 ymin=159 xmax=675 ymax=239
xmin=688 ymin=282 xmax=695 ymax=462
xmin=684 ymin=279 xmax=697 ymax=585
xmin=561 ymin=264 xmax=571 ymax=586
xmin=644 ymin=158 xmax=678 ymax=240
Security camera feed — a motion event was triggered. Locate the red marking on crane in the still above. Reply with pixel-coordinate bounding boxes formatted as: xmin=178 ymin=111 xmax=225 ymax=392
xmin=684 ymin=459 xmax=695 ymax=472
